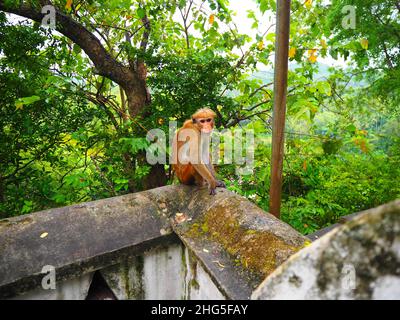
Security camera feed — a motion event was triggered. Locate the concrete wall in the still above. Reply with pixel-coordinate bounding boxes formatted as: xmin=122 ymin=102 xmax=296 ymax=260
xmin=2 ymin=186 xmax=398 ymax=300
xmin=100 ymin=243 xmax=226 ymax=300
xmin=252 ymin=200 xmax=400 ymax=300
xmin=11 ymin=242 xmax=226 ymax=300
xmin=1 ymin=185 xmax=305 ymax=300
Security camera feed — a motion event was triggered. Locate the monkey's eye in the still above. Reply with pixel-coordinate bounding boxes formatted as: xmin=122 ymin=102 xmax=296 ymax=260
xmin=199 ymin=118 xmax=212 ymax=124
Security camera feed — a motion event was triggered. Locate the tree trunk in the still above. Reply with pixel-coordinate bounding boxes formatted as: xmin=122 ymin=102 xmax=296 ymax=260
xmin=0 ymin=1 xmax=167 ymax=191
xmin=142 ymin=164 xmax=168 ymax=190
xmin=0 ymin=175 xmax=4 ymax=203
xmin=124 ymin=77 xmax=167 ymax=190
xmin=124 ymin=83 xmax=148 ymax=118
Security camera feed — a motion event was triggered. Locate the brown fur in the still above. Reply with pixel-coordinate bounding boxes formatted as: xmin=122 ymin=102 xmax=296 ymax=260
xmin=172 ymin=108 xmax=224 ymax=195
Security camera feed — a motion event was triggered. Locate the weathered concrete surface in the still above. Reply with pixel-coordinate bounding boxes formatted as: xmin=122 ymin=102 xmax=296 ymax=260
xmin=100 ymin=256 xmax=145 ymax=300
xmin=172 ymin=188 xmax=309 ymax=299
xmin=100 ymin=244 xmax=225 ymax=300
xmin=0 ymin=186 xmax=186 ymax=299
xmin=251 ymin=200 xmax=400 ymax=300
xmin=0 ymin=184 xmax=308 ymax=299
xmin=101 ymin=244 xmax=187 ymax=300
xmin=182 ymin=247 xmax=226 ymax=300
xmin=11 ymin=273 xmax=94 ymax=300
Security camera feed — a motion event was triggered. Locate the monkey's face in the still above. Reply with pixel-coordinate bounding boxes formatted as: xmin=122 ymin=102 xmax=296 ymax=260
xmin=195 ymin=117 xmax=214 ymax=134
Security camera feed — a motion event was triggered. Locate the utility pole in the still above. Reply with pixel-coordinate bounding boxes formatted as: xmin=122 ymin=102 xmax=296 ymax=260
xmin=269 ymin=0 xmax=291 ymax=218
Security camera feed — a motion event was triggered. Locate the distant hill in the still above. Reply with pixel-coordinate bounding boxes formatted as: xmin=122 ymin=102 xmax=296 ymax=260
xmin=250 ymin=62 xmax=363 ymax=87
xmin=250 ymin=62 xmax=334 ymax=83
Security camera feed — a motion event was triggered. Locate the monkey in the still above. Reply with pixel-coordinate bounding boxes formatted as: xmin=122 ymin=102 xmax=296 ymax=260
xmin=172 ymin=108 xmax=226 ymax=195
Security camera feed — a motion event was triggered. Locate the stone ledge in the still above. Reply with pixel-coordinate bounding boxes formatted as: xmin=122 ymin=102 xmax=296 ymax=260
xmin=0 ymin=185 xmax=308 ymax=299
xmin=0 ymin=187 xmax=183 ymax=298
xmin=171 ymin=188 xmax=308 ymax=299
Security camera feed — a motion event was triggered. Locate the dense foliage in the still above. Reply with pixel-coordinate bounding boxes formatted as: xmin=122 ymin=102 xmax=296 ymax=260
xmin=0 ymin=0 xmax=399 ymax=235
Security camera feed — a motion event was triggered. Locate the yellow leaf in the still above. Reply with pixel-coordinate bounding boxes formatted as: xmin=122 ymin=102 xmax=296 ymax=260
xmin=66 ymin=0 xmax=73 ymax=10
xmin=303 ymin=160 xmax=307 ymax=171
xmin=15 ymin=103 xmax=23 ymax=110
xmin=303 ymin=240 xmax=312 ymax=247
xmin=213 ymin=260 xmax=226 ymax=268
xmin=257 ymin=41 xmax=265 ymax=51
xmin=61 ymin=134 xmax=70 ymax=143
xmin=75 ymin=3 xmax=82 ymax=12
xmin=89 ymin=148 xmax=104 ymax=158
xmin=217 ymin=105 xmax=223 ymax=112
xmin=157 ymin=118 xmax=164 ymax=125
xmin=308 ymin=49 xmax=317 ymax=63
xmin=40 ymin=232 xmax=49 ymax=238
xmin=305 ymin=0 xmax=312 ymax=9
xmin=309 ymin=55 xmax=317 ymax=63
xmin=87 ymin=148 xmax=97 ymax=157
xmin=62 ymin=134 xmax=78 ymax=147
xmin=360 ymin=38 xmax=368 ymax=50
xmin=288 ymin=47 xmax=296 ymax=58
xmin=209 ymin=14 xmax=215 ymax=25
xmin=320 ymin=39 xmax=327 ymax=49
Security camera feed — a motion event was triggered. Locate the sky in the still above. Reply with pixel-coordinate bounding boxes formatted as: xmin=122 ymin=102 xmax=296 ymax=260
xmin=228 ymin=0 xmax=272 ymax=39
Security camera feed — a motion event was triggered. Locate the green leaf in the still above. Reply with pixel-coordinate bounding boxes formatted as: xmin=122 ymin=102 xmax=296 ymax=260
xmin=346 ymin=124 xmax=357 ymax=134
xmin=21 ymin=200 xmax=33 ymax=214
xmin=15 ymin=95 xmax=41 ymax=107
xmin=259 ymin=0 xmax=269 ymax=13
xmin=265 ymin=32 xmax=275 ymax=43
xmin=136 ymin=8 xmax=145 ymax=19
xmin=316 ymin=81 xmax=331 ymax=96
xmin=73 ymin=44 xmax=82 ymax=54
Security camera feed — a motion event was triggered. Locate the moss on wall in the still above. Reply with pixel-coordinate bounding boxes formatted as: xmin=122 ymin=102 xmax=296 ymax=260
xmin=187 ymin=198 xmax=309 ymax=277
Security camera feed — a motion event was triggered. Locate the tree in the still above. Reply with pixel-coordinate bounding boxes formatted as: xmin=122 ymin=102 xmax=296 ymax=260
xmin=0 ymin=0 xmax=273 ymax=216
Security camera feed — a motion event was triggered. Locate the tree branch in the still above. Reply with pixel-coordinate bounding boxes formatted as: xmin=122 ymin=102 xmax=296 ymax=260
xmin=0 ymin=1 xmax=137 ymax=88
xmin=226 ymin=102 xmax=272 ymax=128
xmin=249 ymin=82 xmax=273 ymax=98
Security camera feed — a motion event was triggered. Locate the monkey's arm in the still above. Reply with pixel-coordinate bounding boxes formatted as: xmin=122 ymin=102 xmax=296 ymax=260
xmin=192 ymin=163 xmax=218 ymax=195
xmin=207 ymin=162 xmax=226 ymax=188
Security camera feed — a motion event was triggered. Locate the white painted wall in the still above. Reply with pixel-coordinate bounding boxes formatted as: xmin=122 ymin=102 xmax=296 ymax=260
xmin=101 ymin=244 xmax=226 ymax=300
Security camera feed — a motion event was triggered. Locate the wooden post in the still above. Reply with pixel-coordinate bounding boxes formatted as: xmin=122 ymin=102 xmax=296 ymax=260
xmin=269 ymin=0 xmax=291 ymax=218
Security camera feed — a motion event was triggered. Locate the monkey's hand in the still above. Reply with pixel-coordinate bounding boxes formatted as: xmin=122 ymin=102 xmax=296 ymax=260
xmin=209 ymin=181 xmax=225 ymax=194
xmin=216 ymin=180 xmax=226 ymax=188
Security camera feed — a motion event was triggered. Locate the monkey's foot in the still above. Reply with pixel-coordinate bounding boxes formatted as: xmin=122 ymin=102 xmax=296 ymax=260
xmin=209 ymin=188 xmax=217 ymax=195
xmin=216 ymin=180 xmax=226 ymax=188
